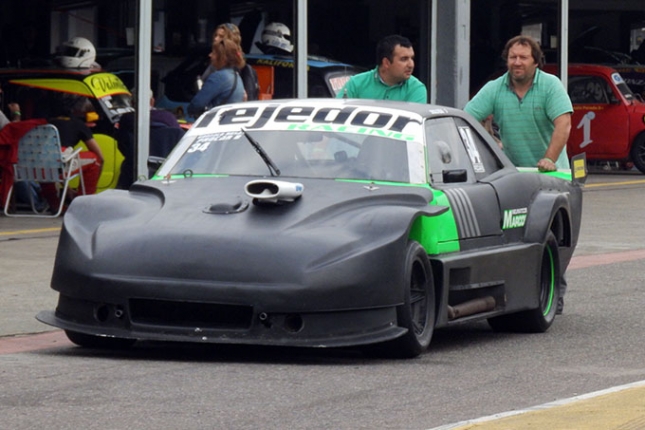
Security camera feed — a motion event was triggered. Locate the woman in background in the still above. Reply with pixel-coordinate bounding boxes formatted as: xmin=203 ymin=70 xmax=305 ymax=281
xmin=201 ymin=23 xmax=243 ymax=82
xmin=187 ymin=38 xmax=245 ymax=117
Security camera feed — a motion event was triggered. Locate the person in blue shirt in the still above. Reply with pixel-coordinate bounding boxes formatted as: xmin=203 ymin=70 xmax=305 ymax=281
xmin=188 ymin=38 xmax=245 ymax=117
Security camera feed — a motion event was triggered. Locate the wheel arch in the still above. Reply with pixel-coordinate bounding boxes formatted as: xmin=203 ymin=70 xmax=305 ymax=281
xmin=523 ymin=191 xmax=573 ymax=246
xmin=407 ymin=214 xmax=448 ymax=326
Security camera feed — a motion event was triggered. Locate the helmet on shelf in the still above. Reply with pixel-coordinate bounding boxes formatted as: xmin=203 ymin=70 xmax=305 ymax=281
xmin=260 ymin=22 xmax=293 ymax=54
xmin=55 ymin=37 xmax=97 ymax=69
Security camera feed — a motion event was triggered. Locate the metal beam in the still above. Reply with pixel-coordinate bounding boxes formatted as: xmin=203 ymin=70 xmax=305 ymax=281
xmin=295 ymin=1 xmax=308 ymax=98
xmin=135 ymin=0 xmax=153 ymax=181
xmin=559 ymin=0 xmax=569 ymax=87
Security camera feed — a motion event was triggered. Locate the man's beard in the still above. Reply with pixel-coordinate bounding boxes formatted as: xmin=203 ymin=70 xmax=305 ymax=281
xmin=510 ymin=69 xmax=534 ymax=86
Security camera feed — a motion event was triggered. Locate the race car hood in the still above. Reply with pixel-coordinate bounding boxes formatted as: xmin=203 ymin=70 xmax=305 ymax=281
xmin=54 ymin=177 xmax=444 ymax=298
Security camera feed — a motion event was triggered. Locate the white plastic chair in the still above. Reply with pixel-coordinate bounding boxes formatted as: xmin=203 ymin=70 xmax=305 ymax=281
xmin=3 ymin=124 xmax=85 ymax=217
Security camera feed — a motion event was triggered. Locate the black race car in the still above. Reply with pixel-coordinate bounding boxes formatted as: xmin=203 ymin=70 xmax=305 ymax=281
xmin=37 ymin=99 xmax=585 ymax=358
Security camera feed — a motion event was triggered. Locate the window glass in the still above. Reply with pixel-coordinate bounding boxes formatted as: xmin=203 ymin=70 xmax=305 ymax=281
xmin=454 ymin=118 xmax=503 ymax=180
xmin=167 ymin=130 xmax=416 ymax=183
xmin=425 ymin=117 xmax=502 ymax=184
xmin=425 ymin=117 xmax=473 ymax=184
xmin=569 ymin=76 xmax=618 ymax=104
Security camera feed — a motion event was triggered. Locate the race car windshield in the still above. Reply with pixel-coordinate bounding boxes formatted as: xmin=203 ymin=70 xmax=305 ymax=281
xmin=167 ymin=130 xmax=417 ymax=183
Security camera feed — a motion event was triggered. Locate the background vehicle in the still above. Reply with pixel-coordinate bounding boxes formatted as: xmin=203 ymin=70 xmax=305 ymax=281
xmin=37 ymin=99 xmax=584 ymax=358
xmin=612 ymin=65 xmax=645 ymax=99
xmin=543 ymin=64 xmax=645 ymax=173
xmin=0 ymin=68 xmax=133 ymax=191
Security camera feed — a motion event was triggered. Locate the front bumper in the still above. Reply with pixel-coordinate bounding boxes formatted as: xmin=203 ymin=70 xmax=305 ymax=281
xmin=37 ymin=293 xmax=405 ymax=348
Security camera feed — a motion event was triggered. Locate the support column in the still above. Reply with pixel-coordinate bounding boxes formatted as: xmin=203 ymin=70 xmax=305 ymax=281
xmin=433 ymin=0 xmax=470 ymax=109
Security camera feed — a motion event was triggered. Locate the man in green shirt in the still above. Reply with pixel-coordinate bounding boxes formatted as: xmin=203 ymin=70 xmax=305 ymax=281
xmin=465 ymin=35 xmax=573 ymax=314
xmin=337 ymin=34 xmax=427 ymax=103
xmin=464 ymin=35 xmax=573 ymax=172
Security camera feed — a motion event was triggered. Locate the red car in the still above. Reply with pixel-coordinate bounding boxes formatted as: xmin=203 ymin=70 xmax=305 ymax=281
xmin=544 ymin=64 xmax=645 ymax=173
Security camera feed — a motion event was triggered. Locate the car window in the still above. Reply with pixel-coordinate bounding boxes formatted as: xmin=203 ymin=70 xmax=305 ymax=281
xmin=610 ymin=72 xmax=635 ymax=101
xmin=425 ymin=117 xmax=502 ymax=184
xmin=454 ymin=117 xmax=502 ymax=179
xmin=167 ymin=130 xmax=420 ymax=183
xmin=568 ymin=76 xmax=617 ymax=104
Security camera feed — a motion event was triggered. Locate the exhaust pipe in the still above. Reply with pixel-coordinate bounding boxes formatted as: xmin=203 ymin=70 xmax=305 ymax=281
xmin=447 ymin=296 xmax=496 ymax=320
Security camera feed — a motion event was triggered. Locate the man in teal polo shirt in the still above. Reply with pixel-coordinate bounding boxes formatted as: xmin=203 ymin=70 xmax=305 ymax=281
xmin=465 ymin=35 xmax=573 ymax=315
xmin=337 ymin=34 xmax=427 ymax=103
xmin=464 ymin=35 xmax=572 ymax=172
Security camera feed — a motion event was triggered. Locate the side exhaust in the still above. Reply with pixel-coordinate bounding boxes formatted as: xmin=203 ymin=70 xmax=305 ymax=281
xmin=447 ymin=296 xmax=496 ymax=320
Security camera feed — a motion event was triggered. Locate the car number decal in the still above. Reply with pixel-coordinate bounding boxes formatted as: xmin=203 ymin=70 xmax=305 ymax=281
xmin=576 ymin=111 xmax=596 ymax=148
xmin=187 ymin=132 xmax=243 ymax=153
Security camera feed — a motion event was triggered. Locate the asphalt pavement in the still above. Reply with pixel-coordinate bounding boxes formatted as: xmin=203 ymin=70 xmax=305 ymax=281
xmin=2 ymin=171 xmax=645 ymax=429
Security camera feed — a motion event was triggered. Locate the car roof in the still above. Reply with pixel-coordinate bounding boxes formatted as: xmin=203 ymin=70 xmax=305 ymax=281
xmin=543 ymin=63 xmax=620 ymax=75
xmin=197 ymin=98 xmax=466 ymax=127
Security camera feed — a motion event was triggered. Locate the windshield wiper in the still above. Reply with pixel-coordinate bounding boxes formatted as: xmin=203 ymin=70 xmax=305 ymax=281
xmin=241 ymin=128 xmax=280 ymax=176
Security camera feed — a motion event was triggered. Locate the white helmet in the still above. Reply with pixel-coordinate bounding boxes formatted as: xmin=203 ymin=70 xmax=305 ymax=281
xmin=55 ymin=37 xmax=97 ymax=68
xmin=261 ymin=22 xmax=293 ymax=53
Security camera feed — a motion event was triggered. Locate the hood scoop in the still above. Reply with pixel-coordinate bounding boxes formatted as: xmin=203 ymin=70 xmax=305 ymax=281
xmin=203 ymin=197 xmax=249 ymax=214
xmin=245 ymin=179 xmax=304 ymax=206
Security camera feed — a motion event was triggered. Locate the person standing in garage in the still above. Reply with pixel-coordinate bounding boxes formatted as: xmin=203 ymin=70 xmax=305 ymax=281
xmin=187 ymin=38 xmax=245 ymax=117
xmin=337 ymin=34 xmax=427 ymax=103
xmin=464 ymin=35 xmax=573 ymax=314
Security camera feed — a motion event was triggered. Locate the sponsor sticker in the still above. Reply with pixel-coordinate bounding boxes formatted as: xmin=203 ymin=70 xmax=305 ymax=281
xmin=502 ymin=207 xmax=528 ymax=229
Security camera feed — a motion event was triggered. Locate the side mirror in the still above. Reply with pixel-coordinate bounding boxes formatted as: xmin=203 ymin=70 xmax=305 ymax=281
xmin=442 ymin=169 xmax=468 ymax=183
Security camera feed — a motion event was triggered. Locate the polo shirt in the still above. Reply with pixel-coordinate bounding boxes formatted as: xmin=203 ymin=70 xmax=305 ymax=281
xmin=337 ymin=67 xmax=427 ymax=103
xmin=464 ymin=68 xmax=573 ymax=169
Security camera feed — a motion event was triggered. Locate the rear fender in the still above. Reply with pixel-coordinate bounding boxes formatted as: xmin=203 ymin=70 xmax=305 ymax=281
xmin=523 ymin=191 xmax=571 ymax=245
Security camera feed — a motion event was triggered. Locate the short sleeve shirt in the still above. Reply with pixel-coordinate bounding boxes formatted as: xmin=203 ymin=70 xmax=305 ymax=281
xmin=464 ymin=69 xmax=573 ymax=169
xmin=337 ymin=67 xmax=427 ymax=103
xmin=47 ymin=116 xmax=93 ymax=149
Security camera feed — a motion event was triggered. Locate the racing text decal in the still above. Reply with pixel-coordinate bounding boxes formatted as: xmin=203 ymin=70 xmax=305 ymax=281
xmin=196 ymin=105 xmax=421 ymax=140
xmin=502 ymin=208 xmax=527 ymax=229
xmin=84 ymin=73 xmax=130 ymax=98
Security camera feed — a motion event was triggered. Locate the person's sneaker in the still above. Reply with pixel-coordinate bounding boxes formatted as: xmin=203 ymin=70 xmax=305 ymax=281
xmin=556 ymin=297 xmax=564 ymax=315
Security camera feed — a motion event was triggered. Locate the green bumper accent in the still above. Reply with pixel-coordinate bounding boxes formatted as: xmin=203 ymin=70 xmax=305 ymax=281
xmin=516 ymin=167 xmax=572 ymax=181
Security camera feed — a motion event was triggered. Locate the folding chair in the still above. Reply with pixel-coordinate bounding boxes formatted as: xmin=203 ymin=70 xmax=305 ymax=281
xmin=4 ymin=124 xmax=85 ymax=217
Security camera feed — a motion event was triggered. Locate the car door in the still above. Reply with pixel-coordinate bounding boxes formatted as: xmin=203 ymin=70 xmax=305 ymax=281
xmin=425 ymin=116 xmax=503 ymax=251
xmin=567 ymin=74 xmax=631 ymax=159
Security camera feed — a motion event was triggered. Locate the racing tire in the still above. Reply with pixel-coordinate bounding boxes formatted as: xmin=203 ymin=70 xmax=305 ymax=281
xmin=488 ymin=231 xmax=560 ymax=333
xmin=65 ymin=330 xmax=136 ymax=350
xmin=629 ymin=133 xmax=645 ymax=174
xmin=365 ymin=241 xmax=435 ymax=359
